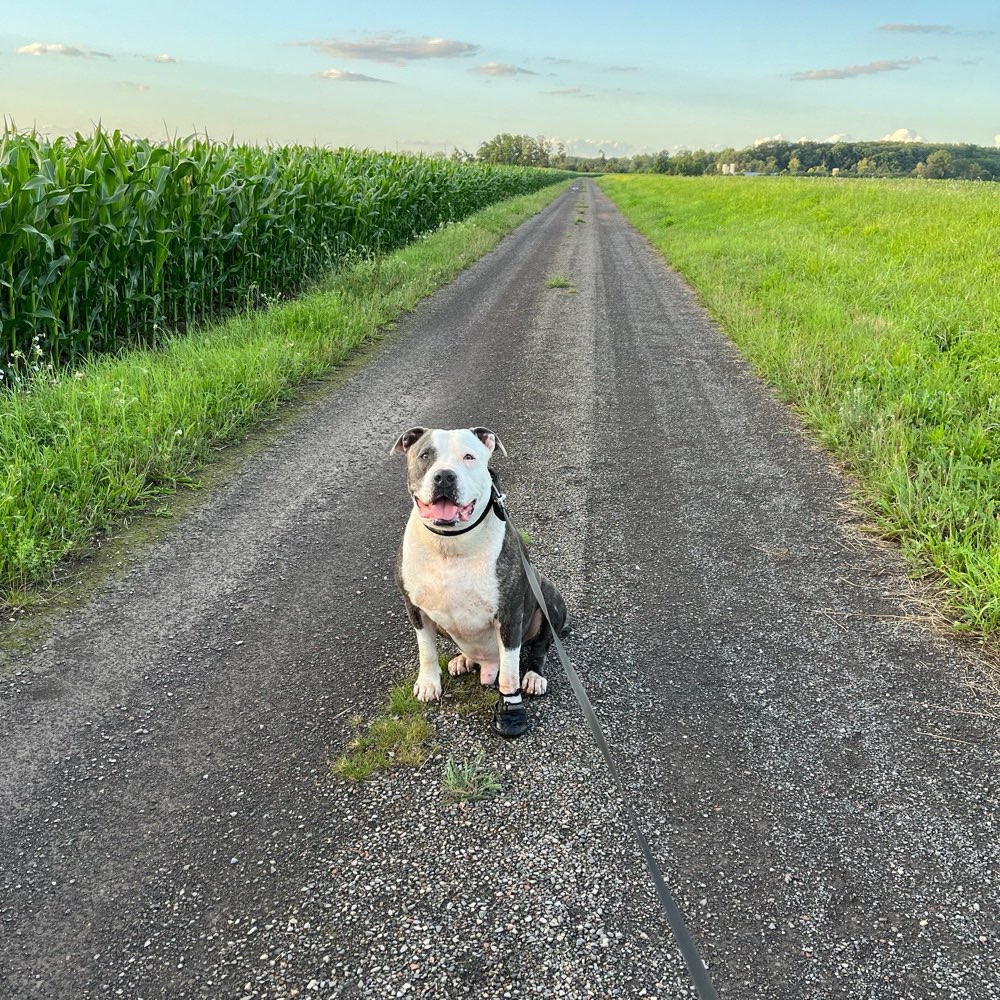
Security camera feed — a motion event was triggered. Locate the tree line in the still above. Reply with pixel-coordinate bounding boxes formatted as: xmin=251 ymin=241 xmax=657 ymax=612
xmin=457 ymin=133 xmax=1000 ymax=181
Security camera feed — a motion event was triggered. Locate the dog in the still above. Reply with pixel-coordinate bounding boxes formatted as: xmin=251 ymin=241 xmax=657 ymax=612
xmin=390 ymin=426 xmax=568 ymax=737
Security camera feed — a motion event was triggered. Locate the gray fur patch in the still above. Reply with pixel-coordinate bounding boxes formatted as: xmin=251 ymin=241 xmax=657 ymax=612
xmin=405 ymin=434 xmax=437 ymax=496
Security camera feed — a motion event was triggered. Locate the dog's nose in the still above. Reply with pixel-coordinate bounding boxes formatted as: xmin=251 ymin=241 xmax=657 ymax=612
xmin=433 ymin=469 xmax=457 ymax=490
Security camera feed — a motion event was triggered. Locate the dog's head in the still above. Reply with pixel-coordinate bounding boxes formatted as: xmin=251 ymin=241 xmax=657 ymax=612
xmin=390 ymin=426 xmax=507 ymax=528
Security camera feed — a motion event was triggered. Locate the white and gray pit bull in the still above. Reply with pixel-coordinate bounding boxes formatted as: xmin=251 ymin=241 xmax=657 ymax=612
xmin=391 ymin=426 xmax=568 ymax=738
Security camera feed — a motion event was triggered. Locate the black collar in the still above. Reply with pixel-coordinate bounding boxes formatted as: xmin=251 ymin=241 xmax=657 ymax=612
xmin=420 ymin=472 xmax=507 ymax=537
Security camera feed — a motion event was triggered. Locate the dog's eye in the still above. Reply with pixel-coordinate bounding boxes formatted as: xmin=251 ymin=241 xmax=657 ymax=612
xmin=419 ymin=450 xmax=431 ymax=460
xmin=463 ymin=453 xmax=475 ymax=461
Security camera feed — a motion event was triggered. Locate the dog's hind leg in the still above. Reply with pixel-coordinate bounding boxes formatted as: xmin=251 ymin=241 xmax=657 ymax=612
xmin=521 ymin=578 xmax=568 ymax=696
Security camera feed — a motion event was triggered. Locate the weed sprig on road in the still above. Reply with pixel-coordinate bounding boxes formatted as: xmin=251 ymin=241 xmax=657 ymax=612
xmin=600 ymin=175 xmax=1000 ymax=636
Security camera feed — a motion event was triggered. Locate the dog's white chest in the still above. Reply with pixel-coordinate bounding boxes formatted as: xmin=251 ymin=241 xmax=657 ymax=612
xmin=400 ymin=521 xmax=503 ymax=651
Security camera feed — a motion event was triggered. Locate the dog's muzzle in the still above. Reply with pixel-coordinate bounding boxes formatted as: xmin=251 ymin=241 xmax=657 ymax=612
xmin=414 ymin=495 xmax=476 ymax=525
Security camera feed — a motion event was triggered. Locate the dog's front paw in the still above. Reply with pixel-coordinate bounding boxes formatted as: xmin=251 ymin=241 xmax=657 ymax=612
xmin=448 ymin=654 xmax=474 ymax=677
xmin=413 ymin=674 xmax=442 ymax=702
xmin=522 ymin=671 xmax=548 ymax=696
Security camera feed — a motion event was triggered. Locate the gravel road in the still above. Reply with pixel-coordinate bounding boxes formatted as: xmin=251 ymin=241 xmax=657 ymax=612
xmin=1 ymin=180 xmax=997 ymax=1000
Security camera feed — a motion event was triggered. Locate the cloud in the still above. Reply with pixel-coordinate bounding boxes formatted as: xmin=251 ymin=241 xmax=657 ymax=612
xmin=317 ymin=68 xmax=392 ymax=83
xmin=879 ymin=23 xmax=953 ymax=34
xmin=557 ymin=136 xmax=635 ymax=157
xmin=471 ymin=62 xmax=537 ymax=76
xmin=119 ymin=81 xmax=152 ymax=91
xmin=792 ymin=56 xmax=926 ymax=80
xmin=995 ymin=134 xmax=1000 ymax=148
xmin=605 ymin=65 xmax=638 ymax=72
xmin=881 ymin=127 xmax=924 ymax=142
xmin=16 ymin=42 xmax=112 ymax=59
xmin=544 ymin=56 xmax=574 ymax=65
xmin=543 ymin=87 xmax=582 ymax=95
xmin=298 ymin=35 xmax=477 ymax=66
xmin=147 ymin=53 xmax=176 ymax=64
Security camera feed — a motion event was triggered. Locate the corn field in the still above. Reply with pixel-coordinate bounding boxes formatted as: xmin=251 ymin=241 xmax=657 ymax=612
xmin=0 ymin=128 xmax=570 ymax=374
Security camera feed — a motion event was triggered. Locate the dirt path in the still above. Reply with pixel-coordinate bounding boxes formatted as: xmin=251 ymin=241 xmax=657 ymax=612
xmin=1 ymin=181 xmax=997 ymax=999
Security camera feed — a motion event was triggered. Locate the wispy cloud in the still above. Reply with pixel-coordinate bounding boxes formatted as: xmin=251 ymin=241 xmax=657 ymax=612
xmin=543 ymin=87 xmax=583 ymax=95
xmin=605 ymin=65 xmax=638 ymax=72
xmin=119 ymin=81 xmax=152 ymax=91
xmin=297 ymin=35 xmax=477 ymax=66
xmin=879 ymin=23 xmax=952 ymax=34
xmin=317 ymin=68 xmax=392 ymax=83
xmin=557 ymin=136 xmax=635 ymax=157
xmin=146 ymin=53 xmax=176 ymax=64
xmin=544 ymin=56 xmax=574 ymax=65
xmin=471 ymin=63 xmax=537 ymax=76
xmin=792 ymin=56 xmax=927 ymax=80
xmin=16 ymin=42 xmax=112 ymax=59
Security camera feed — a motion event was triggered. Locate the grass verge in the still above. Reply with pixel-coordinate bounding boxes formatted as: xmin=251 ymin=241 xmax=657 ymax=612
xmin=598 ymin=174 xmax=1000 ymax=639
xmin=0 ymin=180 xmax=574 ymax=605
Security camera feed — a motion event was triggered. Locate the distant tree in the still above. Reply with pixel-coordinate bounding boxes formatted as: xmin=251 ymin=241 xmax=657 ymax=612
xmin=828 ymin=143 xmax=852 ymax=172
xmin=921 ymin=149 xmax=955 ymax=179
xmin=476 ymin=133 xmax=551 ymax=167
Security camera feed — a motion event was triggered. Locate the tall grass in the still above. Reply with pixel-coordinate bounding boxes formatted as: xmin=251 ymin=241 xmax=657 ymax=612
xmin=0 ymin=127 xmax=570 ymax=375
xmin=599 ymin=175 xmax=1000 ymax=637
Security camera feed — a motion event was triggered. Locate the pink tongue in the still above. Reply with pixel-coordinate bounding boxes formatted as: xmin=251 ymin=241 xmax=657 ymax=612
xmin=418 ymin=497 xmax=461 ymax=521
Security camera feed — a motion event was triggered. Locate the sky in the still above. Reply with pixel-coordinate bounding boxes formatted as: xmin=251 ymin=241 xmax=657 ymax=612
xmin=2 ymin=0 xmax=998 ymax=156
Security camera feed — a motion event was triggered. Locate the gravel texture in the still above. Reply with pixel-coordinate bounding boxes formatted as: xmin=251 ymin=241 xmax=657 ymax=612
xmin=1 ymin=181 xmax=998 ymax=999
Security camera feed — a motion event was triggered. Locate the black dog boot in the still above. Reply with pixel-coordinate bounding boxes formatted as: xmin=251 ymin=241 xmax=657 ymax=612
xmin=493 ymin=690 xmax=529 ymax=738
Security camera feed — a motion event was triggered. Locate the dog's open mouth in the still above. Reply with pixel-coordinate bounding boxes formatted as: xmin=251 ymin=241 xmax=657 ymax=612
xmin=414 ymin=497 xmax=476 ymax=525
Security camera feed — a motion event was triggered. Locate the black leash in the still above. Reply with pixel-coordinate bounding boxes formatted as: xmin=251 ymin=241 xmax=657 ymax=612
xmin=502 ymin=494 xmax=721 ymax=1000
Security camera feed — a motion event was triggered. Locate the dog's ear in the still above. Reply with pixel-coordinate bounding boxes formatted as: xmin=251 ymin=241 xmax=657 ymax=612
xmin=470 ymin=427 xmax=507 ymax=457
xmin=390 ymin=427 xmax=428 ymax=456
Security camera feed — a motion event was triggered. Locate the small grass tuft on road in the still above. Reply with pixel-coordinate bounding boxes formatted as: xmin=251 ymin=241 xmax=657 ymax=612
xmin=332 ymin=676 xmax=437 ymax=781
xmin=442 ymin=751 xmax=503 ymax=802
xmin=545 ymin=274 xmax=577 ymax=291
xmin=331 ymin=654 xmax=501 ymax=782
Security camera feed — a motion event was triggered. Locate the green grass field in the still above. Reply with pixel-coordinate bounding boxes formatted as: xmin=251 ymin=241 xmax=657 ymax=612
xmin=0 ymin=180 xmax=573 ymax=602
xmin=599 ymin=174 xmax=1000 ymax=639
